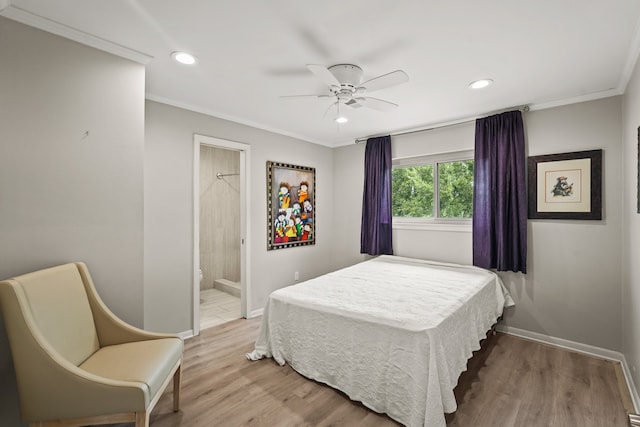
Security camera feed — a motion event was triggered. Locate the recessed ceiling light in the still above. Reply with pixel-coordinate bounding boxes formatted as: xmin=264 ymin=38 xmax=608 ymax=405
xmin=335 ymin=116 xmax=348 ymax=124
xmin=171 ymin=51 xmax=198 ymax=65
xmin=469 ymin=79 xmax=493 ymax=89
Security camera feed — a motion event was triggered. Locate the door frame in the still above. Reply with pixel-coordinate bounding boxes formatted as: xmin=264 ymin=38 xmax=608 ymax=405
xmin=193 ymin=134 xmax=251 ymax=336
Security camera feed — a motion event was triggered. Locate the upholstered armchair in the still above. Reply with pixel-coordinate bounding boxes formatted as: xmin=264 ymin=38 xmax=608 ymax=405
xmin=0 ymin=262 xmax=184 ymax=427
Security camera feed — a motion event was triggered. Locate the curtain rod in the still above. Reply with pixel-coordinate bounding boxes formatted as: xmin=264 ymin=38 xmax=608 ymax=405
xmin=354 ymin=105 xmax=530 ymax=144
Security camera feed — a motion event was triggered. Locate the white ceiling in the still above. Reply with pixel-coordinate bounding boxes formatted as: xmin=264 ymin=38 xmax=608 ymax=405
xmin=3 ymin=0 xmax=640 ymax=147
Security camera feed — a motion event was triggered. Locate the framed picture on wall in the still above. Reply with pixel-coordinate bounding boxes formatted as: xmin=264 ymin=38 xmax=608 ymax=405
xmin=266 ymin=161 xmax=315 ymax=250
xmin=527 ymin=149 xmax=603 ymax=220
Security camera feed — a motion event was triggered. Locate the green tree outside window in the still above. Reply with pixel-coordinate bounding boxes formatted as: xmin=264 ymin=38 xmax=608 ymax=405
xmin=438 ymin=160 xmax=474 ymax=218
xmin=392 ymin=160 xmax=473 ymax=219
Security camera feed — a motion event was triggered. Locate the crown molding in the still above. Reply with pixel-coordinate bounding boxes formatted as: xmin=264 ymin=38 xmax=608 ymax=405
xmin=0 ymin=2 xmax=152 ymax=64
xmin=527 ymin=88 xmax=622 ymax=112
xmin=145 ymin=93 xmax=330 ymax=147
xmin=618 ymin=13 xmax=640 ymax=93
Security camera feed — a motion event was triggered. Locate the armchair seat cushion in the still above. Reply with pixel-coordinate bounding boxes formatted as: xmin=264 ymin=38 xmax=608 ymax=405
xmin=79 ymin=337 xmax=183 ymax=407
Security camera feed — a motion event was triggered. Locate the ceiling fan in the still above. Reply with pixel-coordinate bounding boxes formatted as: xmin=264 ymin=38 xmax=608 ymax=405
xmin=281 ymin=64 xmax=409 ymax=119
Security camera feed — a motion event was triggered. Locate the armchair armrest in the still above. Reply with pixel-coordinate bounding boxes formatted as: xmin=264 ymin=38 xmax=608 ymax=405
xmin=75 ymin=262 xmax=181 ymax=346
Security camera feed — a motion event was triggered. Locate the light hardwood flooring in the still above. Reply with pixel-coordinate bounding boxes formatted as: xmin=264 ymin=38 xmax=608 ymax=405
xmin=121 ymin=318 xmax=633 ymax=427
xmin=199 ymin=288 xmax=241 ymax=330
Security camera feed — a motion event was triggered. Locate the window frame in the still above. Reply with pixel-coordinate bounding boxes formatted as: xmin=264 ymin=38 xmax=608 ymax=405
xmin=392 ymin=149 xmax=474 ymax=232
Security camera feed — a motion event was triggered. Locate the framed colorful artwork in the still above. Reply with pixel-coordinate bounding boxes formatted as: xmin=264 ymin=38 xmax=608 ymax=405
xmin=527 ymin=149 xmax=603 ymax=220
xmin=266 ymin=161 xmax=315 ymax=250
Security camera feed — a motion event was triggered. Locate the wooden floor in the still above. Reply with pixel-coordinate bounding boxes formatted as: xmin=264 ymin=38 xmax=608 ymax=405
xmin=120 ymin=318 xmax=633 ymax=427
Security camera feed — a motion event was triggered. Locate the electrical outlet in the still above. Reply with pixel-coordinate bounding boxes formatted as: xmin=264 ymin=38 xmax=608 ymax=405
xmin=294 ymin=271 xmax=299 ymax=281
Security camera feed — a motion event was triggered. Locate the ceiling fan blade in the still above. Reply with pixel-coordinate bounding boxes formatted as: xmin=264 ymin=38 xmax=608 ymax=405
xmin=352 ymin=97 xmax=398 ymax=112
xmin=323 ymin=101 xmax=338 ymax=119
xmin=279 ymin=94 xmax=332 ymax=100
xmin=307 ymin=64 xmax=340 ymax=86
xmin=359 ymin=70 xmax=409 ymax=92
xmin=345 ymin=99 xmax=364 ymax=109
xmin=296 ymin=27 xmax=333 ymax=59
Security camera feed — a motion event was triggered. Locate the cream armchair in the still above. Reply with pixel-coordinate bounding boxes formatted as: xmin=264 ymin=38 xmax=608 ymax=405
xmin=0 ymin=262 xmax=183 ymax=427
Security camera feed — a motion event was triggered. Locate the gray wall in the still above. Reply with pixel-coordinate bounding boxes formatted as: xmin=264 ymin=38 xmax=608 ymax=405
xmin=0 ymin=17 xmax=145 ymax=427
xmin=504 ymin=98 xmax=622 ymax=351
xmin=144 ymin=100 xmax=335 ymax=333
xmin=332 ymin=96 xmax=623 ymax=351
xmin=331 ymin=143 xmax=368 ymax=269
xmin=622 ymin=50 xmax=640 ymax=391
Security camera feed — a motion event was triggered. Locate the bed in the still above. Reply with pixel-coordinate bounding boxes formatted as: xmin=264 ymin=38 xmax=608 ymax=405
xmin=246 ymin=255 xmax=514 ymax=427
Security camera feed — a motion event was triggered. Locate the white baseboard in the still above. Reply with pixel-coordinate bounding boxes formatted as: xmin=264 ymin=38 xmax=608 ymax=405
xmin=248 ymin=308 xmax=264 ymax=318
xmin=497 ymin=325 xmax=622 ymax=360
xmin=497 ymin=325 xmax=639 ymax=412
xmin=179 ymin=329 xmax=195 ymax=340
xmin=179 ymin=308 xmax=263 ymax=340
xmin=621 ymin=355 xmax=640 ymax=413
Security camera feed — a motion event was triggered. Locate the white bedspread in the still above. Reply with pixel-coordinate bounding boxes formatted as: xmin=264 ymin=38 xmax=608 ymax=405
xmin=247 ymin=255 xmax=514 ymax=427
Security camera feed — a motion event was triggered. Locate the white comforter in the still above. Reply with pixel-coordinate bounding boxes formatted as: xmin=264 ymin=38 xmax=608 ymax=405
xmin=247 ymin=255 xmax=514 ymax=427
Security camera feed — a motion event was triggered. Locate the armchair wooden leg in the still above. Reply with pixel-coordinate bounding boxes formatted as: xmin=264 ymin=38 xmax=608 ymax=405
xmin=135 ymin=411 xmax=149 ymax=427
xmin=173 ymin=364 xmax=182 ymax=412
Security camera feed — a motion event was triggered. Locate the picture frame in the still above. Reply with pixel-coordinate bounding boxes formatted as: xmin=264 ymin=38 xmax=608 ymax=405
xmin=527 ymin=149 xmax=602 ymax=220
xmin=266 ymin=161 xmax=315 ymax=250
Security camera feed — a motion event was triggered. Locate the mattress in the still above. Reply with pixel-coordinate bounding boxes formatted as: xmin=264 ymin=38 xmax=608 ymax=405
xmin=247 ymin=255 xmax=514 ymax=427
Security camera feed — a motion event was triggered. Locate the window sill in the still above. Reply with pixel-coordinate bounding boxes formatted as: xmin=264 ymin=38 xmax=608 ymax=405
xmin=393 ymin=220 xmax=472 ymax=233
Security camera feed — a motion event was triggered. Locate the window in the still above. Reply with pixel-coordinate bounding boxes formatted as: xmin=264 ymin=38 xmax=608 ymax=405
xmin=392 ymin=164 xmax=434 ymax=218
xmin=392 ymin=150 xmax=474 ymax=227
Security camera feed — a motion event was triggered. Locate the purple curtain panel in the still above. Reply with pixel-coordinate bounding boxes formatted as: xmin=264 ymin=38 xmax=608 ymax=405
xmin=473 ymin=111 xmax=527 ymax=273
xmin=360 ymin=135 xmax=394 ymax=256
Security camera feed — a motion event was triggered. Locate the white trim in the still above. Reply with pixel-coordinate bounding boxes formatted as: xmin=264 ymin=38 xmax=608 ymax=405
xmin=331 ymin=91 xmax=623 ymax=149
xmin=392 ymin=151 xmax=474 ymax=223
xmin=147 ymin=93 xmax=330 ymax=147
xmin=0 ymin=4 xmax=152 ymax=64
xmin=497 ymin=325 xmax=639 ymax=411
xmin=393 ymin=220 xmax=471 ymax=233
xmin=622 ymin=354 xmax=640 ymax=413
xmin=192 ymin=139 xmax=201 ymax=337
xmin=193 ymin=135 xmax=252 ymax=336
xmin=498 ymin=325 xmax=621 ymax=361
xmin=178 ymin=329 xmax=194 ymax=340
xmin=527 ymin=88 xmax=622 ymax=112
xmin=618 ymin=13 xmax=640 ymax=93
xmin=248 ymin=308 xmax=264 ymax=318
xmin=393 ymin=149 xmax=474 ymax=167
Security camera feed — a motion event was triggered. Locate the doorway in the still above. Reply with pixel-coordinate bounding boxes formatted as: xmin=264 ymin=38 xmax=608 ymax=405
xmin=193 ymin=135 xmax=250 ymax=336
